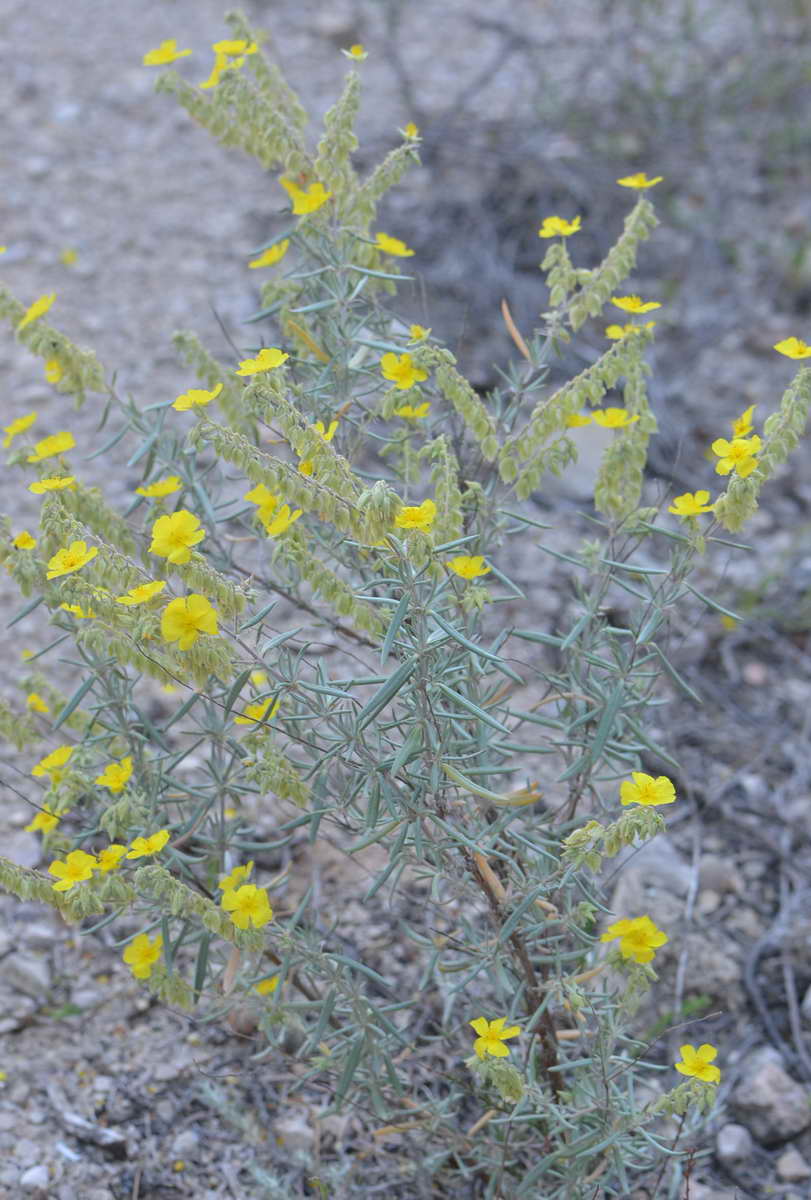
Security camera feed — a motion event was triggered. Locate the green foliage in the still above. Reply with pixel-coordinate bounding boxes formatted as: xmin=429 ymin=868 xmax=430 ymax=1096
xmin=2 ymin=12 xmax=805 ymax=1196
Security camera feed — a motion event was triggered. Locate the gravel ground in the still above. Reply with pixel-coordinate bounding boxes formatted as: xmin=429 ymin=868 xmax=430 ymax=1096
xmin=3 ymin=1 xmax=811 ymax=1197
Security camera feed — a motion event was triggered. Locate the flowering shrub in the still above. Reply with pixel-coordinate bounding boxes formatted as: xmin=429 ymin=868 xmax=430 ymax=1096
xmin=2 ymin=12 xmax=810 ymax=1195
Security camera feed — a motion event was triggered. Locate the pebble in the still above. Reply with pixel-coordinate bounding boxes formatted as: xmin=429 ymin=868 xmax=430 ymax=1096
xmin=696 ymin=889 xmax=721 ymax=916
xmin=801 ymin=984 xmax=811 ymax=1024
xmin=716 ymin=1122 xmax=753 ymax=1166
xmin=15 ymin=1138 xmax=42 ymax=1166
xmin=19 ymin=1163 xmax=49 ymax=1191
xmin=0 ymin=952 xmax=51 ymax=998
xmin=731 ymin=1047 xmax=811 ymax=1144
xmin=23 ymin=921 xmax=60 ymax=950
xmin=776 ymin=1147 xmax=811 ymax=1182
xmin=171 ymin=1129 xmax=200 ymax=1159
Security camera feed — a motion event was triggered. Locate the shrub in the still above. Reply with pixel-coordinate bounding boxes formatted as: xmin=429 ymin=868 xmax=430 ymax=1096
xmin=2 ymin=11 xmax=808 ymax=1196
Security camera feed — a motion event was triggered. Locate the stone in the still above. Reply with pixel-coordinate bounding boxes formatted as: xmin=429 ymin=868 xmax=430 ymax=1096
xmin=731 ymin=1047 xmax=811 ymax=1145
xmin=19 ymin=1163 xmax=49 ymax=1191
xmin=22 ymin=921 xmax=60 ymax=950
xmin=802 ymin=983 xmax=811 ymax=1024
xmin=171 ymin=1129 xmax=199 ymax=1160
xmin=274 ymin=1113 xmax=316 ymax=1154
xmin=2 ymin=832 xmax=41 ymax=869
xmin=15 ymin=1138 xmax=41 ymax=1166
xmin=0 ymin=952 xmax=51 ymax=997
xmin=776 ymin=1147 xmax=811 ymax=1182
xmin=715 ymin=1122 xmax=753 ymax=1166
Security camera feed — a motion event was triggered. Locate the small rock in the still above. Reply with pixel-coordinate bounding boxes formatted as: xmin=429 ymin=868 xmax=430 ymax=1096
xmin=0 ymin=952 xmax=51 ymax=997
xmin=0 ymin=930 xmax=12 ymax=958
xmin=731 ymin=1047 xmax=811 ymax=1145
xmin=171 ymin=1129 xmax=199 ymax=1159
xmin=19 ymin=1163 xmax=49 ymax=1191
xmin=15 ymin=1138 xmax=41 ymax=1166
xmin=274 ymin=1113 xmax=316 ymax=1154
xmin=696 ymin=889 xmax=721 ymax=916
xmin=716 ymin=1122 xmax=753 ymax=1166
xmin=69 ymin=987 xmax=102 ymax=1010
xmin=2 ymin=832 xmax=41 ymax=869
xmin=22 ymin=920 xmax=60 ymax=950
xmin=801 ymin=984 xmax=811 ymax=1024
xmin=776 ymin=1147 xmax=811 ymax=1182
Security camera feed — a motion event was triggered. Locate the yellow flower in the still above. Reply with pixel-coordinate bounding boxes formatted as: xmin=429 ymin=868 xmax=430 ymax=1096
xmin=18 ymin=293 xmax=55 ymax=331
xmin=29 ymin=476 xmax=75 ymax=494
xmin=279 ymin=178 xmax=332 ymax=215
xmin=344 ymin=43 xmax=367 ymax=60
xmin=123 ymin=932 xmax=163 ymax=979
xmin=261 ymin=504 xmax=302 ymax=537
xmin=404 ymin=122 xmax=419 ymax=138
xmin=46 ymin=540 xmax=98 ymax=580
xmin=3 ymin=411 xmax=37 ymax=448
xmin=143 ymin=40 xmax=192 ymax=66
xmin=95 ymin=756 xmax=133 ymax=794
xmin=115 ymin=580 xmax=167 ymax=606
xmin=244 ymin=483 xmax=279 ymax=516
xmin=408 ymin=324 xmax=430 ymax=342
xmin=60 ymin=248 xmax=78 ymax=267
xmin=60 ymin=603 xmax=95 ymax=619
xmin=126 ymin=829 xmax=170 ymax=859
xmin=49 ymin=849 xmax=97 ymax=892
xmin=136 ymin=475 xmax=182 ymax=499
xmin=12 ymin=530 xmax=36 ymax=549
xmin=221 ymin=883 xmax=273 ymax=929
xmin=674 ymin=1044 xmax=720 ymax=1084
xmin=600 ymin=915 xmax=669 ymax=963
xmin=394 ymin=499 xmax=436 ymax=532
xmin=774 ymin=336 xmax=811 ymax=359
xmin=731 ymin=404 xmax=755 ymax=438
xmin=44 ymin=359 xmax=63 ymax=384
xmin=538 ymin=215 xmax=582 ymax=238
xmin=592 ymin=407 xmax=639 ymax=429
xmin=149 ymin=509 xmax=205 ymax=564
xmin=620 ymin=772 xmax=676 ymax=807
xmin=565 ymin=413 xmax=592 ymax=428
xmin=446 ymin=555 xmax=491 ymax=580
xmin=611 ymin=295 xmax=660 ymax=313
xmin=235 ymin=347 xmax=289 ymax=375
xmin=218 ymin=861 xmax=254 ymax=891
xmin=172 ymin=382 xmax=223 ymax=411
xmin=26 ymin=692 xmax=49 ymax=713
xmin=375 ymin=232 xmax=414 ymax=257
xmin=668 ymin=491 xmax=714 ymax=517
xmin=250 ymin=670 xmax=268 ymax=687
xmin=25 ymin=805 xmax=60 ymax=834
xmin=395 ymin=402 xmax=431 ymax=420
xmin=234 ymin=697 xmax=280 ymax=726
xmin=248 ymin=240 xmax=290 ymax=269
xmin=254 ymin=976 xmax=279 ymax=996
xmin=32 ymin=744 xmax=73 ymax=781
xmin=314 ymin=419 xmax=339 ymax=442
xmin=469 ymin=1017 xmax=521 ymax=1059
xmin=211 ymin=39 xmax=258 ymax=56
xmin=616 ymin=173 xmax=663 ymax=189
xmin=711 ymin=435 xmax=761 ymax=478
xmin=95 ymin=844 xmax=127 ymax=873
xmin=27 ymin=431 xmax=76 ymax=463
xmin=161 ymin=594 xmax=218 ymax=650
xmin=605 ymin=321 xmax=656 ymax=340
xmin=380 ymin=352 xmax=428 ymax=390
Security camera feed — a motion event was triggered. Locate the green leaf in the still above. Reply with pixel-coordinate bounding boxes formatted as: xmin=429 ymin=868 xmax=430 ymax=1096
xmin=354 ymin=659 xmax=416 ymax=732
xmin=52 ymin=674 xmax=96 ymax=731
xmin=434 ymin=682 xmax=510 ymax=734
